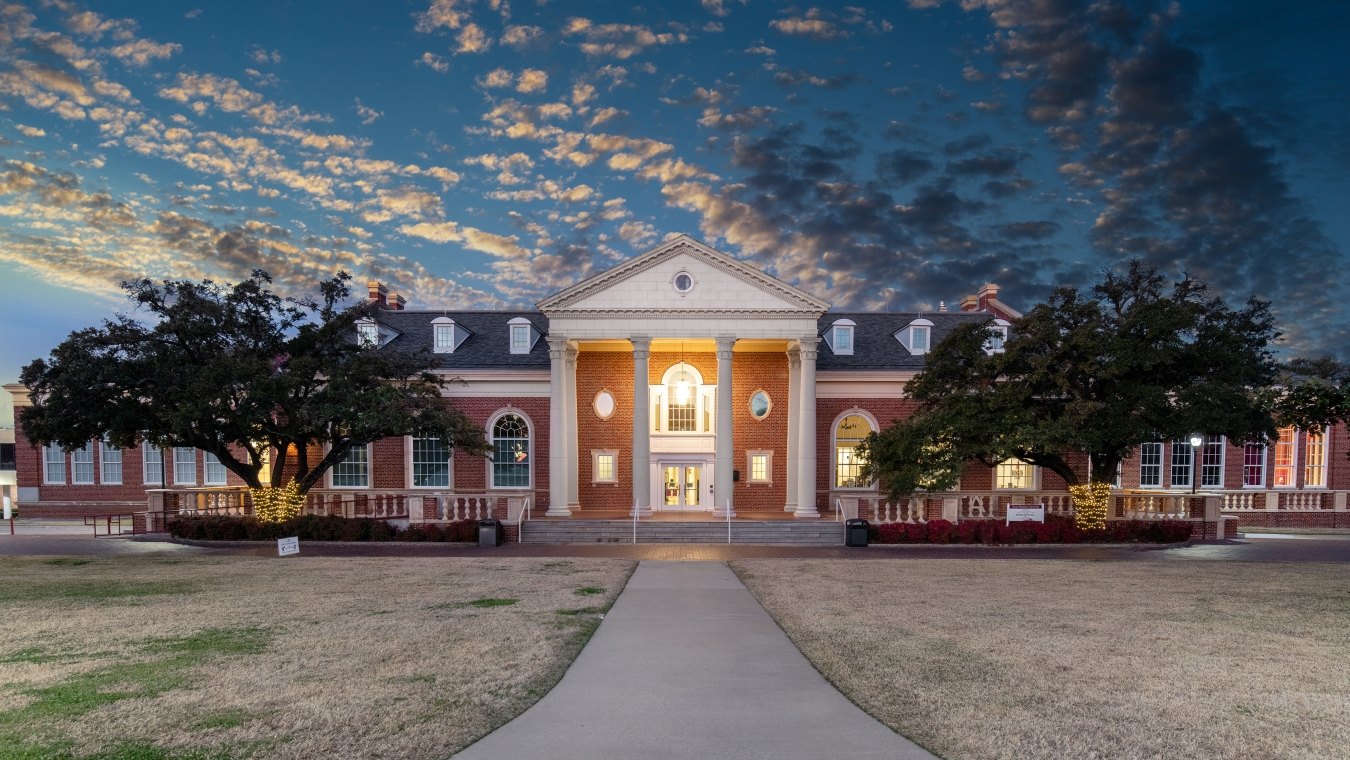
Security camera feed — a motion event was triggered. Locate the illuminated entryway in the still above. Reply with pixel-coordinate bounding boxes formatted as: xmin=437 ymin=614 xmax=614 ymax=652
xmin=659 ymin=463 xmax=705 ymax=510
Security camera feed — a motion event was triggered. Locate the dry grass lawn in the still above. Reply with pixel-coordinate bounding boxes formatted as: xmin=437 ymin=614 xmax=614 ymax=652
xmin=734 ymin=559 xmax=1350 ymax=760
xmin=0 ymin=555 xmax=634 ymax=759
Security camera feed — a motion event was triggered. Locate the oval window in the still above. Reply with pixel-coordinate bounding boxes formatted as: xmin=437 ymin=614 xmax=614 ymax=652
xmin=749 ymin=390 xmax=771 ymax=420
xmin=673 ymin=272 xmax=694 ymax=293
xmin=593 ymin=390 xmax=616 ymax=420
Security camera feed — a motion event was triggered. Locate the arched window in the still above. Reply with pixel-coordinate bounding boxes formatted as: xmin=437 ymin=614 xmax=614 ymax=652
xmin=655 ymin=363 xmax=709 ymax=433
xmin=490 ymin=413 xmax=531 ymax=488
xmin=833 ymin=413 xmax=876 ymax=489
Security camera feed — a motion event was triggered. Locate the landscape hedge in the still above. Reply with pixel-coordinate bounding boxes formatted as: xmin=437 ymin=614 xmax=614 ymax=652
xmin=168 ymin=514 xmax=480 ymax=542
xmin=867 ymin=516 xmax=1193 ymax=544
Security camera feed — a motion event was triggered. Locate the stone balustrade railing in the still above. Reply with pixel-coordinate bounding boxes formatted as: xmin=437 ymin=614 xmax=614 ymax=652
xmin=834 ymin=491 xmax=1075 ymax=525
xmin=1218 ymin=490 xmax=1347 ymax=512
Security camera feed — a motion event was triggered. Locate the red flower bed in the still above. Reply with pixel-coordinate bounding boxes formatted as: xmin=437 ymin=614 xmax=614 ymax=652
xmin=168 ymin=514 xmax=479 ymax=542
xmin=868 ymin=516 xmax=1192 ymax=545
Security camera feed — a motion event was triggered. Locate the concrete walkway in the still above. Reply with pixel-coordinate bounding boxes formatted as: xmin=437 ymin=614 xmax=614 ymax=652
xmin=452 ymin=561 xmax=936 ymax=760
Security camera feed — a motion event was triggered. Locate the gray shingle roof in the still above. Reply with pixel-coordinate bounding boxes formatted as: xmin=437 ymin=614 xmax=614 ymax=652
xmin=816 ymin=311 xmax=999 ymax=370
xmin=374 ymin=310 xmax=550 ymax=369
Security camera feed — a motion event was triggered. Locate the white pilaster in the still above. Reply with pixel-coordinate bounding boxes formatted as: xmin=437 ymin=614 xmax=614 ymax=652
xmin=565 ymin=343 xmax=580 ymax=511
xmin=546 ymin=336 xmax=571 ymax=516
xmin=795 ymin=336 xmax=820 ymax=519
xmin=785 ymin=345 xmax=800 ymax=512
xmin=630 ymin=337 xmax=653 ymax=517
xmin=713 ymin=336 xmax=736 ymax=517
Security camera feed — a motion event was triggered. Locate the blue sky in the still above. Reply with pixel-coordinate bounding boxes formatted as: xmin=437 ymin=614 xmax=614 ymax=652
xmin=3 ymin=0 xmax=1348 ymax=424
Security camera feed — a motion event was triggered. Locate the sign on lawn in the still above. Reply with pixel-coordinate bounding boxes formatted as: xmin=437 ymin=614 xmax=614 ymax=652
xmin=1006 ymin=505 xmax=1045 ymax=524
xmin=277 ymin=536 xmax=300 ymax=556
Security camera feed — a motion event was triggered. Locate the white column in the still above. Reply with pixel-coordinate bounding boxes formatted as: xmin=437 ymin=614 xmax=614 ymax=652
xmin=795 ymin=336 xmax=820 ymax=519
xmin=785 ymin=345 xmax=800 ymax=512
xmin=565 ymin=343 xmax=580 ymax=511
xmin=546 ymin=336 xmax=571 ymax=516
xmin=630 ymin=337 xmax=652 ymax=517
xmin=714 ymin=336 xmax=736 ymax=517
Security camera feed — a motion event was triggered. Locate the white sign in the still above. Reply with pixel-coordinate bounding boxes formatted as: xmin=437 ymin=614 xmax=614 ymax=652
xmin=3 ymin=496 xmax=10 ymax=520
xmin=277 ymin=536 xmax=300 ymax=556
xmin=1006 ymin=505 xmax=1045 ymax=524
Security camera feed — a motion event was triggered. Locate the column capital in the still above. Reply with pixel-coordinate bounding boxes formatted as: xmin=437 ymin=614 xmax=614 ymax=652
xmin=565 ymin=342 xmax=579 ymax=362
xmin=630 ymin=336 xmax=651 ymax=358
xmin=786 ymin=344 xmax=801 ymax=362
xmin=798 ymin=336 xmax=819 ymax=361
xmin=547 ymin=335 xmax=570 ymax=359
xmin=715 ymin=335 xmax=737 ymax=359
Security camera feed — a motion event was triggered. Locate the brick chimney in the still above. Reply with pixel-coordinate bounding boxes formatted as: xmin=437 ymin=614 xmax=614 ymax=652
xmin=976 ymin=283 xmax=999 ymax=312
xmin=367 ymin=281 xmax=388 ymax=308
xmin=387 ymin=293 xmax=406 ymax=310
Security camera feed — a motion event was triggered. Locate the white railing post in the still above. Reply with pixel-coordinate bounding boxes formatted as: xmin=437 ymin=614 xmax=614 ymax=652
xmin=632 ymin=499 xmax=638 ymax=544
xmin=727 ymin=499 xmax=732 ymax=544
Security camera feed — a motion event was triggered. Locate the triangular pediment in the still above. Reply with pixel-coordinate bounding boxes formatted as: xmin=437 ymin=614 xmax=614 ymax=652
xmin=538 ymin=234 xmax=829 ymax=315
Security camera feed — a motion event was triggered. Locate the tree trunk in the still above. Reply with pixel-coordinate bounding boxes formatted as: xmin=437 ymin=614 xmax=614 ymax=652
xmin=251 ymin=480 xmax=305 ymax=522
xmin=1067 ymin=481 xmax=1112 ymax=531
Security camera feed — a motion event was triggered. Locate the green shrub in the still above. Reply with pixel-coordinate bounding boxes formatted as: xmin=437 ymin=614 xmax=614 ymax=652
xmin=168 ymin=515 xmax=480 ymax=543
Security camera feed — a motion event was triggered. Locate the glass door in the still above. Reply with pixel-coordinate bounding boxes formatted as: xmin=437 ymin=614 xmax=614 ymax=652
xmin=660 ymin=464 xmax=704 ymax=510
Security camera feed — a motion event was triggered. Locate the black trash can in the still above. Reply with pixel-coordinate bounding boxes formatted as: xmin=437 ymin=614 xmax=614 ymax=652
xmin=845 ymin=518 xmax=870 ymax=547
xmin=478 ymin=519 xmax=502 ymax=548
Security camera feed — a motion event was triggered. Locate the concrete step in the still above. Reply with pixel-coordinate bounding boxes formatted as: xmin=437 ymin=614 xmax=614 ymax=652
xmin=519 ymin=520 xmax=846 ymax=545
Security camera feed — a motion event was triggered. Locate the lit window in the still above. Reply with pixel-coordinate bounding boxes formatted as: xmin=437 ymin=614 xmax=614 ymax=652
xmin=1200 ymin=436 xmax=1224 ymax=488
xmin=834 ymin=414 xmax=874 ymax=488
xmin=70 ymin=442 xmax=94 ymax=484
xmin=592 ymin=451 xmax=617 ymax=484
xmin=332 ymin=445 xmax=370 ymax=488
xmin=42 ymin=444 xmax=64 ymax=484
xmin=1170 ymin=440 xmax=1193 ymax=489
xmin=357 ymin=320 xmax=378 ymax=348
xmin=1139 ymin=442 xmax=1162 ymax=487
xmin=204 ymin=452 xmax=227 ymax=485
xmin=492 ymin=414 xmax=531 ymax=488
xmin=411 ymin=437 xmax=451 ymax=488
xmin=1272 ymin=426 xmax=1296 ymax=487
xmin=433 ymin=323 xmax=455 ymax=353
xmin=1305 ymin=428 xmax=1326 ymax=487
xmin=1242 ymin=443 xmax=1265 ymax=487
xmin=100 ymin=440 xmax=123 ymax=484
xmin=173 ymin=447 xmax=196 ymax=485
xmin=143 ymin=442 xmax=164 ymax=486
xmin=510 ymin=323 xmax=531 ymax=353
xmin=747 ymin=451 xmax=771 ymax=484
xmin=995 ymin=458 xmax=1034 ymax=489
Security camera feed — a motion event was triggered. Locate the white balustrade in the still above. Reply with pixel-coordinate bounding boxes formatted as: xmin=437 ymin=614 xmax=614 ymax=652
xmin=1121 ymin=494 xmax=1190 ymax=520
xmin=871 ymin=497 xmax=925 ymax=524
xmin=1280 ymin=491 xmax=1324 ymax=511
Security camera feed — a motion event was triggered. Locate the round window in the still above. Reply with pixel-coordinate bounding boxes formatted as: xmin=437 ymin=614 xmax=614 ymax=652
xmin=673 ymin=272 xmax=694 ymax=293
xmin=749 ymin=390 xmax=771 ymax=420
xmin=593 ymin=390 xmax=616 ymax=420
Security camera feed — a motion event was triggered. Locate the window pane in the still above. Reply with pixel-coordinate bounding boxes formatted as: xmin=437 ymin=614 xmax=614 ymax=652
xmin=912 ymin=326 xmax=929 ymax=351
xmin=412 ymin=437 xmax=451 ymax=488
xmin=1200 ymin=436 xmax=1224 ymax=487
xmin=204 ymin=452 xmax=227 ymax=485
xmin=595 ymin=453 xmax=615 ymax=482
xmin=71 ymin=442 xmax=94 ymax=484
xmin=1139 ymin=442 xmax=1162 ymax=487
xmin=995 ymin=458 xmax=1033 ymax=489
xmin=434 ymin=324 xmax=454 ymax=350
xmin=835 ymin=326 xmax=852 ymax=351
xmin=1170 ymin=440 xmax=1193 ymax=488
xmin=988 ymin=326 xmax=1006 ymax=351
xmin=668 ymin=368 xmax=697 ymax=432
xmin=1305 ymin=429 xmax=1325 ymax=487
xmin=332 ymin=445 xmax=369 ymax=487
xmin=834 ymin=415 xmax=871 ymax=487
xmin=173 ymin=447 xmax=196 ymax=485
xmin=1273 ymin=426 xmax=1296 ymax=487
xmin=750 ymin=454 xmax=767 ymax=482
xmin=143 ymin=442 xmax=164 ymax=486
xmin=358 ymin=322 xmax=378 ymax=347
xmin=510 ymin=325 xmax=529 ymax=352
xmin=101 ymin=441 xmax=123 ymax=484
xmin=1242 ymin=444 xmax=1265 ymax=487
xmin=43 ymin=444 xmax=64 ymax=484
xmin=492 ymin=415 xmax=530 ymax=488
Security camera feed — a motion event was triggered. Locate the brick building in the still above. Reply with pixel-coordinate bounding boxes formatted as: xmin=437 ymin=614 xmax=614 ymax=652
xmin=5 ymin=235 xmax=1347 ymax=529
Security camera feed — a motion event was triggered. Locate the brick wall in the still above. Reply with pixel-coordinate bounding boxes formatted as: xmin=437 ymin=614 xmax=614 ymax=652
xmin=577 ymin=351 xmax=635 ymax=511
xmin=813 ymin=397 xmax=917 ymax=507
xmin=730 ymin=352 xmax=788 ymax=512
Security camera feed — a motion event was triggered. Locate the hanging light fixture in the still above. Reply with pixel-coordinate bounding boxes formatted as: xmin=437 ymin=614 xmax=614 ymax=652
xmin=675 ymin=340 xmax=692 ymax=404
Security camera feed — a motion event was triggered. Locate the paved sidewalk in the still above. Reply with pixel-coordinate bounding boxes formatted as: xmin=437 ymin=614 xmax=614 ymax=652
xmin=452 ymin=561 xmax=936 ymax=760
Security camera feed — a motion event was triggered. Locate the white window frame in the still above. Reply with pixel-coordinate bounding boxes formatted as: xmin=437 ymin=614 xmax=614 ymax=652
xmin=1242 ymin=443 xmax=1266 ymax=489
xmin=1169 ymin=440 xmax=1193 ymax=489
xmin=432 ymin=317 xmax=457 ymax=354
xmin=203 ymin=451 xmax=227 ymax=486
xmin=329 ymin=444 xmax=371 ymax=489
xmin=591 ymin=450 xmax=618 ymax=484
xmin=993 ymin=458 xmax=1036 ymax=490
xmin=69 ymin=442 xmax=95 ymax=485
xmin=1200 ymin=435 xmax=1225 ymax=488
xmin=1304 ymin=428 xmax=1328 ymax=488
xmin=984 ymin=318 xmax=1010 ymax=354
xmin=746 ymin=450 xmax=773 ymax=485
xmin=508 ymin=317 xmax=535 ymax=354
xmin=827 ymin=319 xmax=856 ymax=356
xmin=655 ymin=363 xmax=710 ymax=434
xmin=1272 ymin=426 xmax=1298 ymax=488
xmin=143 ymin=442 xmax=165 ymax=487
xmin=408 ymin=435 xmax=453 ymax=489
xmin=1138 ymin=442 xmax=1163 ymax=488
xmin=832 ymin=410 xmax=877 ymax=490
xmin=173 ymin=447 xmax=197 ymax=485
xmin=896 ymin=319 xmax=934 ymax=355
xmin=357 ymin=318 xmax=379 ymax=348
xmin=488 ymin=410 xmax=533 ymax=490
xmin=42 ymin=444 xmax=65 ymax=485
xmin=100 ymin=440 xmax=123 ymax=485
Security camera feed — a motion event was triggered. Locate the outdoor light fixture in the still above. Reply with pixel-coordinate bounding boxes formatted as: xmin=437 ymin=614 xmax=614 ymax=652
xmin=1189 ymin=433 xmax=1203 ymax=494
xmin=675 ymin=341 xmax=692 ymax=404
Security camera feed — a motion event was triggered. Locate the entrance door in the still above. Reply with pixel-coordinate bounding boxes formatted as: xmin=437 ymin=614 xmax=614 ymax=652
xmin=661 ymin=464 xmax=703 ymax=510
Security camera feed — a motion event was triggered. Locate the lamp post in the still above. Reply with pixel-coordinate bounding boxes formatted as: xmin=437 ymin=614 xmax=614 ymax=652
xmin=1188 ymin=433 xmax=1203 ymax=494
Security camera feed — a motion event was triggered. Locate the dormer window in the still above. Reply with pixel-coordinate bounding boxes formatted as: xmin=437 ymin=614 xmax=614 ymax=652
xmin=432 ymin=316 xmax=465 ymax=354
xmin=825 ymin=319 xmax=856 ymax=356
xmin=896 ymin=319 xmax=934 ymax=355
xmin=357 ymin=319 xmax=378 ymax=348
xmin=508 ymin=317 xmax=537 ymax=354
xmin=984 ymin=319 xmax=1010 ymax=354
